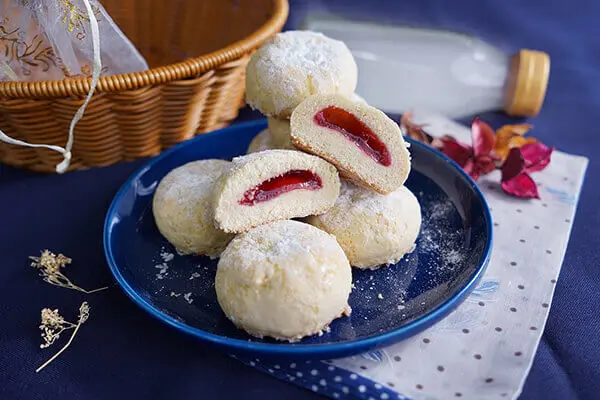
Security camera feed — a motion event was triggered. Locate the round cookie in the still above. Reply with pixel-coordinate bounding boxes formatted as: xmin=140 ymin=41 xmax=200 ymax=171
xmin=246 ymin=128 xmax=294 ymax=154
xmin=152 ymin=159 xmax=234 ymax=257
xmin=245 ymin=30 xmax=358 ymax=118
xmin=215 ymin=220 xmax=352 ymax=342
xmin=267 ymin=118 xmax=292 ymax=147
xmin=306 ymin=182 xmax=421 ymax=269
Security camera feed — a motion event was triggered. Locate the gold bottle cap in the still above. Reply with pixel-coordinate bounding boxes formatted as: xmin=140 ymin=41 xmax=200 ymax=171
xmin=504 ymin=49 xmax=550 ymax=117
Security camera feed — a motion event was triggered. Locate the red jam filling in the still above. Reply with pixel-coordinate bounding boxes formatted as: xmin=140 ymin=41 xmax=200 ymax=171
xmin=239 ymin=169 xmax=323 ymax=206
xmin=313 ymin=106 xmax=392 ymax=166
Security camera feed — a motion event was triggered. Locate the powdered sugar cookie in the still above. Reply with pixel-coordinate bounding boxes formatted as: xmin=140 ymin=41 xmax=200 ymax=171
xmin=246 ymin=128 xmax=294 ymax=154
xmin=215 ymin=220 xmax=352 ymax=342
xmin=267 ymin=118 xmax=292 ymax=147
xmin=213 ymin=150 xmax=340 ymax=233
xmin=152 ymin=160 xmax=234 ymax=257
xmin=291 ymin=94 xmax=411 ymax=194
xmin=306 ymin=182 xmax=421 ymax=269
xmin=245 ymin=31 xmax=358 ymax=118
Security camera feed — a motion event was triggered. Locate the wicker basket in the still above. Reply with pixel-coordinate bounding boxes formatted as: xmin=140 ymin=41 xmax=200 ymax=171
xmin=0 ymin=0 xmax=288 ymax=172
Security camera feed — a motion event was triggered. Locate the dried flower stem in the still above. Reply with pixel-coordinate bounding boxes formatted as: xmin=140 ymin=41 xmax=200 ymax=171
xmin=30 ymin=250 xmax=108 ymax=294
xmin=37 ymin=302 xmax=90 ymax=373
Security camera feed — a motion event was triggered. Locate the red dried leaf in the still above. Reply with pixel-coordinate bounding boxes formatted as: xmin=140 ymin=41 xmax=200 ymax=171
xmin=501 ymin=147 xmax=525 ymax=182
xmin=441 ymin=138 xmax=472 ymax=168
xmin=476 ymin=155 xmax=497 ymax=175
xmin=463 ymin=159 xmax=480 ymax=181
xmin=501 ymin=172 xmax=540 ymax=199
xmin=471 ymin=117 xmax=495 ymax=157
xmin=520 ymin=142 xmax=554 ymax=172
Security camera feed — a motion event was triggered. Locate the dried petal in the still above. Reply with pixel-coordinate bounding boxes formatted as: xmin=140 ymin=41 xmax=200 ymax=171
xmin=471 ymin=117 xmax=495 ymax=157
xmin=476 ymin=155 xmax=497 ymax=176
xmin=501 ymin=172 xmax=540 ymax=199
xmin=463 ymin=159 xmax=480 ymax=181
xmin=501 ymin=147 xmax=525 ymax=182
xmin=430 ymin=135 xmax=454 ymax=151
xmin=504 ymin=123 xmax=533 ymax=136
xmin=400 ymin=112 xmax=433 ymax=144
xmin=493 ymin=123 xmax=533 ymax=160
xmin=520 ymin=142 xmax=554 ymax=172
xmin=441 ymin=138 xmax=472 ymax=168
xmin=508 ymin=135 xmax=537 ymax=150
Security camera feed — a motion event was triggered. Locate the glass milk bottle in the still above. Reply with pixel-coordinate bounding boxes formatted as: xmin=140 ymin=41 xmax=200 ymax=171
xmin=302 ymin=15 xmax=550 ymax=118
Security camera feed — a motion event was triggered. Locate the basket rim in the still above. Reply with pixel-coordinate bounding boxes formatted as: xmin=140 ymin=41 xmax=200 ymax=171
xmin=0 ymin=0 xmax=288 ymax=99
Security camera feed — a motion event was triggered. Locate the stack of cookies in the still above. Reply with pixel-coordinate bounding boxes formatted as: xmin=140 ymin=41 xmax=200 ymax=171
xmin=152 ymin=31 xmax=422 ymax=342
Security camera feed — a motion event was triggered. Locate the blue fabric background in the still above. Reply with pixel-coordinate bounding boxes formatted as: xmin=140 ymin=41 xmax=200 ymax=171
xmin=0 ymin=1 xmax=598 ymax=399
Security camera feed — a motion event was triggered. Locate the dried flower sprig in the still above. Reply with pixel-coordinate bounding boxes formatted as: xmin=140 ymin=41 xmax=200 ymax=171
xmin=401 ymin=114 xmax=554 ymax=199
xmin=30 ymin=250 xmax=108 ymax=294
xmin=37 ymin=302 xmax=90 ymax=373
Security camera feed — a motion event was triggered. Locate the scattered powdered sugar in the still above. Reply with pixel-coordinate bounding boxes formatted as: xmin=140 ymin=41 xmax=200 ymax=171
xmin=427 ymin=198 xmax=456 ymax=220
xmin=417 ymin=231 xmax=439 ymax=252
xmin=418 ymin=198 xmax=465 ymax=269
xmin=170 ymin=291 xmax=181 ymax=297
xmin=444 ymin=249 xmax=464 ymax=265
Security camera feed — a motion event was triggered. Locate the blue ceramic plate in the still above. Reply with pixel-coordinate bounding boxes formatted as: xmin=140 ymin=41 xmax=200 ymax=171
xmin=104 ymin=120 xmax=492 ymax=359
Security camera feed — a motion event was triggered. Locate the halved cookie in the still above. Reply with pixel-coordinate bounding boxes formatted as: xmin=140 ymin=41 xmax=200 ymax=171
xmin=291 ymin=94 xmax=411 ymax=194
xmin=213 ymin=149 xmax=340 ymax=233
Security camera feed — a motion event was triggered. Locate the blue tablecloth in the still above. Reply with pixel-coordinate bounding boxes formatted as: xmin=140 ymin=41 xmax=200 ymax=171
xmin=1 ymin=1 xmax=598 ymax=399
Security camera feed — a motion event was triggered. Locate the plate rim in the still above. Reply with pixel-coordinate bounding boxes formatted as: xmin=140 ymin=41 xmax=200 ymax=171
xmin=103 ymin=119 xmax=493 ymax=358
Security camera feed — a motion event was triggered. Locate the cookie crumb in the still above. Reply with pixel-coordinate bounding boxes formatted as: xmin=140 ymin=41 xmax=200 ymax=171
xmin=183 ymin=292 xmax=194 ymax=304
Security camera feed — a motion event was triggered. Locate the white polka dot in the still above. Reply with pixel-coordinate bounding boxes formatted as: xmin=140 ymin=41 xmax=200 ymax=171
xmin=290 ymin=363 xmax=296 ymax=368
xmin=268 ymin=369 xmax=274 ymax=373
xmin=381 ymin=394 xmax=389 ymax=399
xmin=333 ymin=393 xmax=340 ymax=399
xmin=274 ymin=365 xmax=280 ymax=369
xmin=369 ymin=397 xmax=376 ymax=400
xmin=312 ymin=385 xmax=318 ymax=392
xmin=350 ymin=374 xmax=358 ymax=380
xmin=334 ymin=376 xmax=342 ymax=382
xmin=342 ymin=387 xmax=349 ymax=394
xmin=255 ymin=358 xmax=260 ymax=362
xmin=328 ymin=365 xmax=335 ymax=371
xmin=375 ymin=383 xmax=382 ymax=389
xmin=319 ymin=379 xmax=327 ymax=386
xmin=359 ymin=385 xmax=366 ymax=393
xmin=296 ymin=372 xmax=303 ymax=377
xmin=289 ymin=377 xmax=295 ymax=381
xmin=249 ymin=361 xmax=255 ymax=366
xmin=311 ymin=369 xmax=319 ymax=376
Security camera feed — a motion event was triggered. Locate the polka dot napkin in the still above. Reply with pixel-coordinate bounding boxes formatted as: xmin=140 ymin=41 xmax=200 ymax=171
xmin=234 ymin=112 xmax=589 ymax=400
